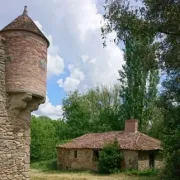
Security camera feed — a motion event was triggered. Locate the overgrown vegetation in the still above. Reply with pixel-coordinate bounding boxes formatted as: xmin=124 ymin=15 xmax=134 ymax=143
xmin=98 ymin=139 xmax=123 ymax=174
xmin=103 ymin=0 xmax=180 ymax=179
xmin=30 ymin=169 xmax=157 ymax=180
xmin=31 ymin=159 xmax=58 ymax=171
xmin=31 ymin=1 xmax=180 ymax=179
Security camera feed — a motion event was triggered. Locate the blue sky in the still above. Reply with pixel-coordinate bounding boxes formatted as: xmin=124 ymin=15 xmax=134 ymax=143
xmin=0 ymin=0 xmax=124 ymax=119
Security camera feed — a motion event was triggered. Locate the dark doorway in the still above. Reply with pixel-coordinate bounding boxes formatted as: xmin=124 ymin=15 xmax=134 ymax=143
xmin=93 ymin=150 xmax=99 ymax=161
xmin=74 ymin=150 xmax=77 ymax=158
xmin=149 ymin=153 xmax=155 ymax=169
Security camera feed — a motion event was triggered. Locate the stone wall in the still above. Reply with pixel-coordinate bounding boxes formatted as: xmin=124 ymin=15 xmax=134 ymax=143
xmin=57 ymin=148 xmax=163 ymax=171
xmin=155 ymin=153 xmax=163 ymax=169
xmin=0 ymin=92 xmax=44 ymax=179
xmin=57 ymin=149 xmax=140 ymax=171
xmin=138 ymin=151 xmax=149 ymax=170
xmin=138 ymin=151 xmax=163 ymax=170
xmin=123 ymin=150 xmax=138 ymax=170
xmin=57 ymin=148 xmax=98 ymax=171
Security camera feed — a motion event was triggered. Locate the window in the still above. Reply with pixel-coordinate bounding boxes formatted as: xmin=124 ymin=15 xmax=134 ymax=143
xmin=149 ymin=153 xmax=155 ymax=169
xmin=74 ymin=150 xmax=77 ymax=158
xmin=93 ymin=150 xmax=99 ymax=161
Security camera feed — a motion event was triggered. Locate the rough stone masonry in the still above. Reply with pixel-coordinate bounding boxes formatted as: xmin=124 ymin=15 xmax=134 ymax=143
xmin=0 ymin=7 xmax=49 ymax=180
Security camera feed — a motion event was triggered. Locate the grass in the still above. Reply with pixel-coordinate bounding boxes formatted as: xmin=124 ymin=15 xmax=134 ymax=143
xmin=30 ymin=161 xmax=158 ymax=180
xmin=124 ymin=169 xmax=159 ymax=176
xmin=30 ymin=169 xmax=156 ymax=180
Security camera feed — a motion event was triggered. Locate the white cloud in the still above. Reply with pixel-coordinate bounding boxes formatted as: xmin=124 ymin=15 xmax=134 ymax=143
xmin=53 ymin=0 xmax=124 ymax=92
xmin=34 ymin=21 xmax=64 ymax=78
xmin=33 ymin=21 xmax=64 ymax=119
xmin=47 ymin=54 xmax=64 ymax=77
xmin=32 ymin=0 xmax=124 ymax=119
xmin=57 ymin=66 xmax=85 ymax=92
xmin=33 ymin=96 xmax=63 ymax=120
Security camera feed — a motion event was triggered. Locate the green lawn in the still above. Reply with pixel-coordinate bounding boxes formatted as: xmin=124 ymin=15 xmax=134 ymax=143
xmin=30 ymin=169 xmax=156 ymax=180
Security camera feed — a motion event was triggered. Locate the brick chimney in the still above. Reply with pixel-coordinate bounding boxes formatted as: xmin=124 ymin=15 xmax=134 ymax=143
xmin=125 ymin=119 xmax=138 ymax=133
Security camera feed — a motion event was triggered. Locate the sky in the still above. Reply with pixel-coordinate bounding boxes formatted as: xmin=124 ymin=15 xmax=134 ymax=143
xmin=0 ymin=0 xmax=124 ymax=119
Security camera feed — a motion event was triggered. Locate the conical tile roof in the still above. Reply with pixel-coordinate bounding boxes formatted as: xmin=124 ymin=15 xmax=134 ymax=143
xmin=1 ymin=6 xmax=49 ymax=46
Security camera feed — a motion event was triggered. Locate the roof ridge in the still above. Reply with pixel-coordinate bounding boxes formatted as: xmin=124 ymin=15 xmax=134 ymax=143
xmin=139 ymin=132 xmax=160 ymax=142
xmin=135 ymin=131 xmax=142 ymax=150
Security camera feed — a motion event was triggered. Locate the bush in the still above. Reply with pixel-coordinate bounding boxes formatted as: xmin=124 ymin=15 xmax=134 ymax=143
xmin=98 ymin=139 xmax=123 ymax=174
xmin=31 ymin=159 xmax=57 ymax=171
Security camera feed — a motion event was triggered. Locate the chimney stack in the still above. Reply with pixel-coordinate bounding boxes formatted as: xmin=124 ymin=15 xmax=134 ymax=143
xmin=125 ymin=119 xmax=138 ymax=133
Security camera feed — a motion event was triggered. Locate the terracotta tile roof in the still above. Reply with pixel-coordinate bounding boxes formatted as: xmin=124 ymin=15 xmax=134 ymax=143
xmin=57 ymin=131 xmax=162 ymax=151
xmin=1 ymin=7 xmax=49 ymax=46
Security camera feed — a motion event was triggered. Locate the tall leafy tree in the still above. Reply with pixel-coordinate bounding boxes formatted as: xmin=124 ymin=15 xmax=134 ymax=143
xmin=159 ymin=71 xmax=180 ymax=179
xmin=118 ymin=35 xmax=159 ymax=130
xmin=31 ymin=116 xmax=58 ymax=161
xmin=102 ymin=0 xmax=160 ymax=131
xmin=103 ymin=0 xmax=180 ymax=179
xmin=62 ymin=84 xmax=123 ymax=137
xmin=143 ymin=1 xmax=180 ymax=178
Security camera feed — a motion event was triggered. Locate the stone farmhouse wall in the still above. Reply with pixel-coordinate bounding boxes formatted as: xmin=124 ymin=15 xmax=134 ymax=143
xmin=138 ymin=151 xmax=163 ymax=170
xmin=57 ymin=148 xmax=98 ymax=171
xmin=57 ymin=148 xmax=163 ymax=171
xmin=123 ymin=150 xmax=138 ymax=169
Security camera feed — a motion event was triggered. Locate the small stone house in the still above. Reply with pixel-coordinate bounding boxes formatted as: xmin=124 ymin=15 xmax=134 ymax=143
xmin=56 ymin=120 xmax=162 ymax=171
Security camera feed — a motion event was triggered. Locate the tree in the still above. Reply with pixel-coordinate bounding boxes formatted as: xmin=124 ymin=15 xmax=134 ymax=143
xmin=62 ymin=84 xmax=124 ymax=137
xmin=30 ymin=116 xmax=58 ymax=161
xmin=143 ymin=0 xmax=180 ymax=69
xmin=119 ymin=35 xmax=159 ymax=131
xmin=102 ymin=0 xmax=160 ymax=131
xmin=62 ymin=90 xmax=92 ymax=138
xmin=103 ymin=0 xmax=180 ymax=179
xmin=98 ymin=139 xmax=123 ymax=174
xmin=158 ymin=71 xmax=180 ymax=179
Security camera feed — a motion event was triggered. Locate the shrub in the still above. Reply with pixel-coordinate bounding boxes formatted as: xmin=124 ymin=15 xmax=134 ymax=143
xmin=98 ymin=139 xmax=123 ymax=174
xmin=31 ymin=159 xmax=57 ymax=171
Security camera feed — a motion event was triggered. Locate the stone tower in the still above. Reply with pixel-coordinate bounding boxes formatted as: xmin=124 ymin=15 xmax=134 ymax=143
xmin=0 ymin=6 xmax=49 ymax=180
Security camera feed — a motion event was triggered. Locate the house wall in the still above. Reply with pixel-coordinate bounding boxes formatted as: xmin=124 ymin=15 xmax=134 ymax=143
xmin=57 ymin=149 xmax=139 ymax=171
xmin=57 ymin=148 xmax=98 ymax=171
xmin=57 ymin=148 xmax=163 ymax=171
xmin=138 ymin=151 xmax=149 ymax=170
xmin=154 ymin=153 xmax=163 ymax=169
xmin=122 ymin=150 xmax=138 ymax=170
xmin=138 ymin=151 xmax=163 ymax=170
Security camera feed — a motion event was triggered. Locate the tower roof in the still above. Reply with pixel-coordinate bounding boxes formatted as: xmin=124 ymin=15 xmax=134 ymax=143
xmin=1 ymin=6 xmax=49 ymax=47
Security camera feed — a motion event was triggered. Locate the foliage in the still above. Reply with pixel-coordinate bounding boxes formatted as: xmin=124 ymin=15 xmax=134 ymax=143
xmin=102 ymin=0 xmax=160 ymax=132
xmin=143 ymin=0 xmax=180 ymax=69
xmin=62 ymin=84 xmax=124 ymax=138
xmin=158 ymin=71 xmax=180 ymax=180
xmin=102 ymin=1 xmax=180 ymax=179
xmin=31 ymin=159 xmax=57 ymax=171
xmin=30 ymin=115 xmax=70 ymax=162
xmin=118 ymin=35 xmax=160 ymax=131
xmin=31 ymin=84 xmax=124 ymax=162
xmin=103 ymin=0 xmax=180 ymax=69
xmin=98 ymin=139 xmax=123 ymax=174
xmin=31 ymin=116 xmax=58 ymax=162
